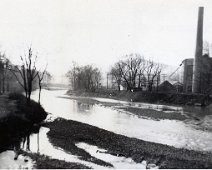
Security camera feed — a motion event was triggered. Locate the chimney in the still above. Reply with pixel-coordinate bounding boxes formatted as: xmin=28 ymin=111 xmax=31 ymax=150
xmin=192 ymin=7 xmax=204 ymax=93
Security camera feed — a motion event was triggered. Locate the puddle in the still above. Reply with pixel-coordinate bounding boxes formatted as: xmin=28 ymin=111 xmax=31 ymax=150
xmin=76 ymin=142 xmax=149 ymax=169
xmin=0 ymin=150 xmax=34 ymax=169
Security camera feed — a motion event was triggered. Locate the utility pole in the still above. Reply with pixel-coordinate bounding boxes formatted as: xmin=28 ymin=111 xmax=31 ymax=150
xmin=107 ymin=73 xmax=108 ymax=89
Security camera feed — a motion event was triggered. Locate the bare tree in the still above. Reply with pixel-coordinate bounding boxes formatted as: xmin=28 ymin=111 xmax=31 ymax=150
xmin=148 ymin=63 xmax=163 ymax=92
xmin=93 ymin=68 xmax=101 ymax=89
xmin=110 ymin=54 xmax=144 ymax=91
xmin=145 ymin=59 xmax=154 ymax=91
xmin=37 ymin=65 xmax=47 ymax=104
xmin=66 ymin=63 xmax=102 ymax=91
xmin=137 ymin=58 xmax=146 ymax=89
xmin=110 ymin=65 xmax=122 ymax=91
xmin=125 ymin=54 xmax=143 ymax=88
xmin=144 ymin=60 xmax=163 ymax=92
xmin=0 ymin=53 xmax=11 ymax=93
xmin=9 ymin=48 xmax=38 ymax=104
xmin=156 ymin=68 xmax=162 ymax=91
xmin=111 ymin=53 xmax=163 ymax=92
xmin=203 ymin=41 xmax=210 ymax=56
xmin=117 ymin=61 xmax=131 ymax=90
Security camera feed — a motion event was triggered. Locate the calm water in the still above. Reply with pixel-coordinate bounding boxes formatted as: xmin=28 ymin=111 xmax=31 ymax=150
xmin=1 ymin=89 xmax=212 ymax=169
xmin=31 ymin=89 xmax=212 ymax=152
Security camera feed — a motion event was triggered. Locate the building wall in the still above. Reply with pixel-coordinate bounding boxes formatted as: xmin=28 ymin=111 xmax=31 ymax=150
xmin=183 ymin=58 xmax=194 ymax=92
xmin=199 ymin=55 xmax=212 ymax=93
xmin=183 ymin=55 xmax=212 ymax=93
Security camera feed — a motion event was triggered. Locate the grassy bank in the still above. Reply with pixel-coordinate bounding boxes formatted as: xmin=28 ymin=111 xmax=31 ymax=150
xmin=67 ymin=89 xmax=212 ymax=106
xmin=46 ymin=118 xmax=212 ymax=169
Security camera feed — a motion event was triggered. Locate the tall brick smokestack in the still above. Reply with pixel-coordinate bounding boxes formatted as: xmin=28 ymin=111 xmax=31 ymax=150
xmin=192 ymin=7 xmax=204 ymax=93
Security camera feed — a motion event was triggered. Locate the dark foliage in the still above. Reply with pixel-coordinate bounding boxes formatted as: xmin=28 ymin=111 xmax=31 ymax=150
xmin=0 ymin=93 xmax=47 ymax=152
xmin=9 ymin=93 xmax=47 ymax=123
xmin=0 ymin=115 xmax=40 ymax=153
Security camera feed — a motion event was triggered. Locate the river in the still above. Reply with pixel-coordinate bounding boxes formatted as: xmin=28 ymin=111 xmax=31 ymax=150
xmin=1 ymin=89 xmax=212 ymax=168
xmin=31 ymin=89 xmax=212 ymax=152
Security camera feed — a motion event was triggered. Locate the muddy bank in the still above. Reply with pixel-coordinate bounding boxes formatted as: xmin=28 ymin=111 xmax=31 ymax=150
xmin=46 ymin=118 xmax=212 ymax=169
xmin=23 ymin=152 xmax=90 ymax=169
xmin=118 ymin=107 xmax=187 ymax=121
xmin=67 ymin=89 xmax=212 ymax=106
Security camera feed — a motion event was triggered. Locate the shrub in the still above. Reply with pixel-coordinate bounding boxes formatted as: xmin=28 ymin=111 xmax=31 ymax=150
xmin=9 ymin=93 xmax=47 ymax=123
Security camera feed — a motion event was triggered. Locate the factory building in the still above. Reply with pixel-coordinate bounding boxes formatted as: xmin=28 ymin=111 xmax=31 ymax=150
xmin=182 ymin=7 xmax=212 ymax=94
xmin=182 ymin=55 xmax=212 ymax=93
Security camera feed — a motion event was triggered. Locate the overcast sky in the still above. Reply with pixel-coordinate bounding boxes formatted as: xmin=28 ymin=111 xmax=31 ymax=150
xmin=0 ymin=0 xmax=212 ymax=79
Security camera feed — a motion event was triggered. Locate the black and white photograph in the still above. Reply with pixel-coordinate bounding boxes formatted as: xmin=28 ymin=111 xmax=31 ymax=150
xmin=0 ymin=0 xmax=212 ymax=169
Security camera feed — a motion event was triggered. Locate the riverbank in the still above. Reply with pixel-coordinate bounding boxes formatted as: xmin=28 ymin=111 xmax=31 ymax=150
xmin=23 ymin=152 xmax=90 ymax=169
xmin=65 ymin=89 xmax=197 ymax=122
xmin=67 ymin=89 xmax=212 ymax=106
xmin=0 ymin=93 xmax=46 ymax=152
xmin=45 ymin=118 xmax=212 ymax=169
xmin=0 ymin=93 xmax=88 ymax=169
xmin=118 ymin=107 xmax=187 ymax=121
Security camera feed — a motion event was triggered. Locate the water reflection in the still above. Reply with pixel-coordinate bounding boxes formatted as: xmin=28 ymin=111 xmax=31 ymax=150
xmin=1 ymin=137 xmax=34 ymax=169
xmin=20 ymin=127 xmax=113 ymax=169
xmin=31 ymin=89 xmax=212 ymax=152
xmin=18 ymin=127 xmax=148 ymax=169
xmin=76 ymin=101 xmax=94 ymax=113
xmin=22 ymin=135 xmax=30 ymax=151
xmin=20 ymin=129 xmax=41 ymax=156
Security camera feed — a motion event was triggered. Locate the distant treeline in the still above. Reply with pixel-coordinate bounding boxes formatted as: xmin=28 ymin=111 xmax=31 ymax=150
xmin=0 ymin=52 xmax=23 ymax=93
xmin=66 ymin=62 xmax=101 ymax=91
xmin=66 ymin=53 xmax=164 ymax=92
xmin=110 ymin=53 xmax=163 ymax=91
